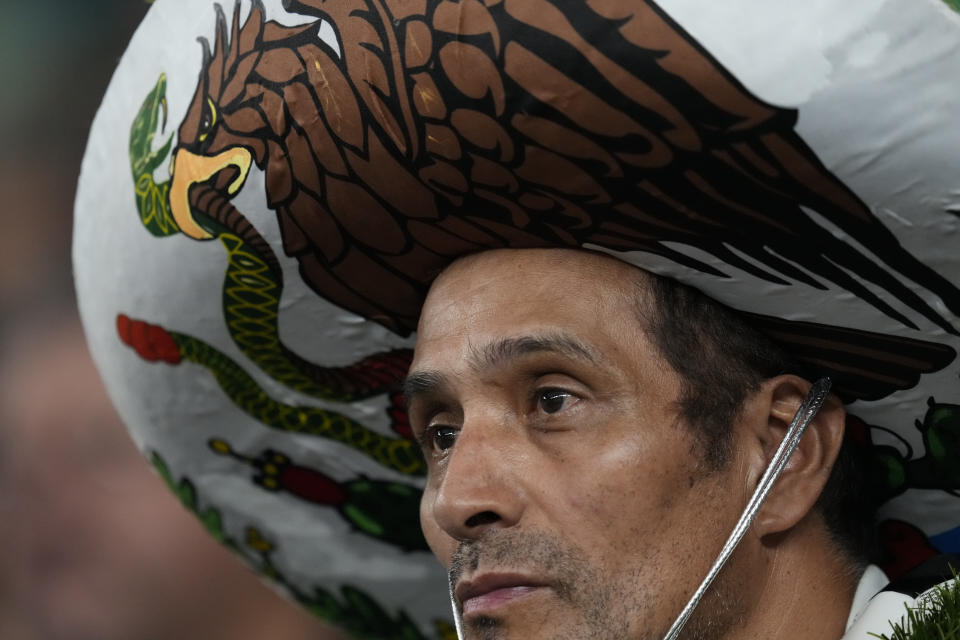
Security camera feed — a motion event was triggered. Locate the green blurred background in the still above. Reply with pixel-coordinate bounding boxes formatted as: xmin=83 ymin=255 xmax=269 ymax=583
xmin=0 ymin=2 xmax=346 ymax=638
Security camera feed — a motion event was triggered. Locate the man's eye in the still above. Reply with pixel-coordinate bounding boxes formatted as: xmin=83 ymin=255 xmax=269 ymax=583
xmin=430 ymin=426 xmax=458 ymax=451
xmin=537 ymin=389 xmax=576 ymax=414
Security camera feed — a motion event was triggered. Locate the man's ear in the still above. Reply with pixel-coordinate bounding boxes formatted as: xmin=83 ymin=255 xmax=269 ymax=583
xmin=739 ymin=375 xmax=846 ymax=538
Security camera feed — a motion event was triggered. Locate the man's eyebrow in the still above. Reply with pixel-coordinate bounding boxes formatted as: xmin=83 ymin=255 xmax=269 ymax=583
xmin=403 ymin=334 xmax=601 ymax=407
xmin=403 ymin=370 xmax=450 ymax=409
xmin=469 ymin=333 xmax=602 ymax=372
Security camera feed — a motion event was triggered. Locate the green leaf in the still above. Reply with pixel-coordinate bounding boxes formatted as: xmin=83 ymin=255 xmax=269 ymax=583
xmin=199 ymin=507 xmax=226 ymax=542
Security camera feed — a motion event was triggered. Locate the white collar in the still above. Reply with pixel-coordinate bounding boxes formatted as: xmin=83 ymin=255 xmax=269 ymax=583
xmin=842 ymin=565 xmax=912 ymax=640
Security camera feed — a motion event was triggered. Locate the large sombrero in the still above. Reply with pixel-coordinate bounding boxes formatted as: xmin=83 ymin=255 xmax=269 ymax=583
xmin=74 ymin=0 xmax=960 ymax=637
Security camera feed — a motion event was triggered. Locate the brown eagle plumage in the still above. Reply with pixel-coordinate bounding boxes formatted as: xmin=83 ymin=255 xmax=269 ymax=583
xmin=169 ymin=0 xmax=959 ymax=400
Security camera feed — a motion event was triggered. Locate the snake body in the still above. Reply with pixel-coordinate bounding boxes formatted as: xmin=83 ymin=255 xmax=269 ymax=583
xmin=167 ymin=327 xmax=425 ymax=476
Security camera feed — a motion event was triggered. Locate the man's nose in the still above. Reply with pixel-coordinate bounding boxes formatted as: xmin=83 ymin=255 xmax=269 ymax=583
xmin=429 ymin=418 xmax=525 ymax=541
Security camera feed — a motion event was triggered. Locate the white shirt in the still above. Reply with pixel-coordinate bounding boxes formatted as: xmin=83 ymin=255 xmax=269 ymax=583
xmin=842 ymin=565 xmax=906 ymax=639
xmin=842 ymin=564 xmax=955 ymax=639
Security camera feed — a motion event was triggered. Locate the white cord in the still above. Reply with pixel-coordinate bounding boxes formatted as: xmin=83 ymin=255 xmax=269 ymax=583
xmin=661 ymin=377 xmax=832 ymax=640
xmin=449 ymin=579 xmax=466 ymax=639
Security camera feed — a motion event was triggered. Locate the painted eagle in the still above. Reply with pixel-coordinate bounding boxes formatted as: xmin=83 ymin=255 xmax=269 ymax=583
xmin=168 ymin=0 xmax=959 ymax=400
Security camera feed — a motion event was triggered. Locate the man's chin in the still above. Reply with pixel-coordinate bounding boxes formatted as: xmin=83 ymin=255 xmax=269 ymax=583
xmin=462 ymin=614 xmax=550 ymax=640
xmin=460 ymin=607 xmax=585 ymax=640
xmin=463 ymin=613 xmax=502 ymax=637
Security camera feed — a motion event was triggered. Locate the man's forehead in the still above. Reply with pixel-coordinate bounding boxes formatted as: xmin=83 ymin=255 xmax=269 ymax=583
xmin=419 ymin=248 xmax=649 ymax=322
xmin=410 ymin=248 xmax=658 ymax=372
xmin=435 ymin=247 xmax=643 ymax=284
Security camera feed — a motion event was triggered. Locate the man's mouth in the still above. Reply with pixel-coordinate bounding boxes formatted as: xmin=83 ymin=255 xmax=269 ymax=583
xmin=455 ymin=573 xmax=548 ymax=618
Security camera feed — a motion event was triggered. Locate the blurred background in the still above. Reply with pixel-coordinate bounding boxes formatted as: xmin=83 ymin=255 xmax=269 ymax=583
xmin=0 ymin=2 xmax=346 ymax=638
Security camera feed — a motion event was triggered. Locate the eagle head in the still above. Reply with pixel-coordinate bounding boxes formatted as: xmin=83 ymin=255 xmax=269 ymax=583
xmin=169 ymin=2 xmax=266 ymax=239
xmin=170 ymin=0 xmax=355 ymax=240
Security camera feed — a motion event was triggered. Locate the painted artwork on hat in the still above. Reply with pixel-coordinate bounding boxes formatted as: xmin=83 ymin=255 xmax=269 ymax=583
xmin=75 ymin=0 xmax=960 ymax=636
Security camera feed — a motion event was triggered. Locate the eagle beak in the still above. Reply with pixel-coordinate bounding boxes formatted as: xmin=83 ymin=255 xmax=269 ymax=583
xmin=169 ymin=147 xmax=252 ymax=239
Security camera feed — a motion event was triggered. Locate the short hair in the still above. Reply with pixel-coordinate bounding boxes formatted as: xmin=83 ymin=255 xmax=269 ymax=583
xmin=637 ymin=272 xmax=874 ymax=565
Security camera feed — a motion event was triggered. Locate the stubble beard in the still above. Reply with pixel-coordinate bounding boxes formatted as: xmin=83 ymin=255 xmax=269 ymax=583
xmin=448 ymin=529 xmax=743 ymax=640
xmin=449 ymin=529 xmax=634 ymax=640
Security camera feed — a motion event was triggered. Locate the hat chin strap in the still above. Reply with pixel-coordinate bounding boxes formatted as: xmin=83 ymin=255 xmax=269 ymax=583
xmin=449 ymin=581 xmax=466 ymax=640
xmin=662 ymin=376 xmax=832 ymax=640
xmin=446 ymin=377 xmax=833 ymax=640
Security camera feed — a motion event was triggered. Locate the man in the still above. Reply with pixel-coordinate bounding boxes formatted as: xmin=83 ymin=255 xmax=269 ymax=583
xmin=407 ymin=248 xmax=862 ymax=639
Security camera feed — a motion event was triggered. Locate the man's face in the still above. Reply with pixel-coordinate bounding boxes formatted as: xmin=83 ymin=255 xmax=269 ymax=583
xmin=407 ymin=249 xmax=751 ymax=640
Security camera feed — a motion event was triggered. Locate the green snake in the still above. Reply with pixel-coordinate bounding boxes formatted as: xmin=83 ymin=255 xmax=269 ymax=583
xmin=118 ymin=312 xmax=424 ymax=476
